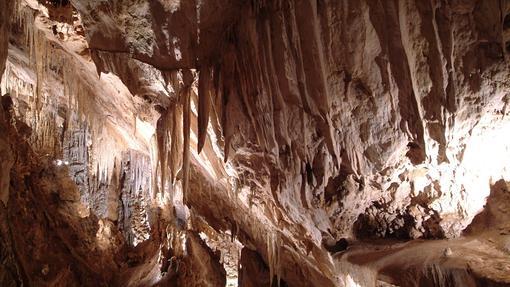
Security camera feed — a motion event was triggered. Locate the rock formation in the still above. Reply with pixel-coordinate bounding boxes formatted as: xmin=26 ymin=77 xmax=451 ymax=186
xmin=1 ymin=0 xmax=510 ymax=286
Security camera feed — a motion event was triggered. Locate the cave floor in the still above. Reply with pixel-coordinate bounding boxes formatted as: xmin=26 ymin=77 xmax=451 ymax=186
xmin=336 ymin=233 xmax=510 ymax=286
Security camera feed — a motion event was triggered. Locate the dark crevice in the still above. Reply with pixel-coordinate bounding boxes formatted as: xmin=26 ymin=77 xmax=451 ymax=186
xmin=504 ymin=14 xmax=510 ymax=30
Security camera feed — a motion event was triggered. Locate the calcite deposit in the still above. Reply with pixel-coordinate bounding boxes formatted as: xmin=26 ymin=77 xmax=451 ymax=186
xmin=1 ymin=0 xmax=510 ymax=286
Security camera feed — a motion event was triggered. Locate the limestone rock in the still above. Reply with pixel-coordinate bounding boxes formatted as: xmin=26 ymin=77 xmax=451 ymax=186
xmin=1 ymin=0 xmax=510 ymax=286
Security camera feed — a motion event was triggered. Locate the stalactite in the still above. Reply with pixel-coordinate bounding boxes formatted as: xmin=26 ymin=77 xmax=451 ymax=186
xmin=197 ymin=65 xmax=211 ymax=154
xmin=155 ymin=100 xmax=186 ymax=206
xmin=197 ymin=66 xmax=213 ymax=153
xmin=182 ymin=69 xmax=193 ymax=204
xmin=267 ymin=231 xmax=281 ymax=287
xmin=230 ymin=220 xmax=239 ymax=243
xmin=150 ymin=133 xmax=159 ymax=199
xmin=34 ymin=28 xmax=46 ymax=116
xmin=156 ymin=108 xmax=171 ymax=196
xmin=209 ymin=63 xmax=225 ymax=154
xmin=9 ymin=4 xmax=154 ymax=220
xmin=220 ymin=46 xmax=238 ymax=163
xmin=18 ymin=7 xmax=35 ymax=63
xmin=170 ymin=103 xmax=183 ymax=186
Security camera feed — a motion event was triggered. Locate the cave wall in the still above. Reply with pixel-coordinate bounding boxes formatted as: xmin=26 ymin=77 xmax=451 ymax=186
xmin=2 ymin=0 xmax=510 ymax=286
xmin=213 ymin=0 xmax=510 ymax=241
xmin=0 ymin=1 xmax=228 ymax=286
xmin=69 ymin=1 xmax=510 ymax=283
xmin=1 ymin=1 xmax=162 ymax=244
xmin=0 ymin=0 xmax=15 ymax=206
xmin=68 ymin=0 xmax=510 ymax=241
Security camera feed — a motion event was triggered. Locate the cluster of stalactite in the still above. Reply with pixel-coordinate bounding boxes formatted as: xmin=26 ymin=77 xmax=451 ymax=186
xmin=2 ymin=2 xmax=158 ymax=244
xmin=2 ymin=0 xmax=510 ymax=286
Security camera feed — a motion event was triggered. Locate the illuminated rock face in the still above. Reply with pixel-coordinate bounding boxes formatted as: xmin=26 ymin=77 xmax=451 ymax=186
xmin=1 ymin=0 xmax=510 ymax=286
xmin=0 ymin=0 xmax=15 ymax=206
xmin=72 ymin=0 xmax=510 ymax=238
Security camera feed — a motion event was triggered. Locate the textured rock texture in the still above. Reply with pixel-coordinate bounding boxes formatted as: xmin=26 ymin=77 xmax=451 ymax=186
xmin=0 ymin=102 xmax=226 ymax=285
xmin=0 ymin=0 xmax=225 ymax=286
xmin=1 ymin=0 xmax=510 ymax=286
xmin=0 ymin=0 xmax=15 ymax=206
xmin=70 ymin=0 xmax=510 ymax=239
xmin=0 ymin=0 xmax=14 ymax=76
xmin=239 ymin=247 xmax=290 ymax=287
